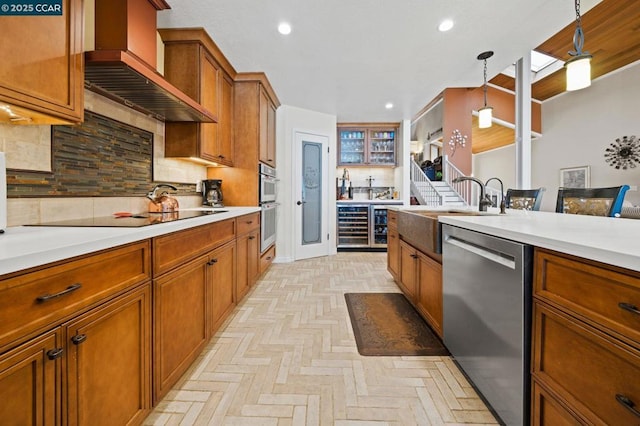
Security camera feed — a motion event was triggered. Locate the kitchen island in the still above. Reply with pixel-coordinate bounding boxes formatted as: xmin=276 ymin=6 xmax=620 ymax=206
xmin=390 ymin=207 xmax=640 ymax=425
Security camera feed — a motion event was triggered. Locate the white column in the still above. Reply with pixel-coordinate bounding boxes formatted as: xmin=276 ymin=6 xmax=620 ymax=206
xmin=515 ymin=55 xmax=532 ymax=188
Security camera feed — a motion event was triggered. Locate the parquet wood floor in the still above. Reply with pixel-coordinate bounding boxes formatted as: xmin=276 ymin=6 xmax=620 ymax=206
xmin=146 ymin=252 xmax=498 ymax=425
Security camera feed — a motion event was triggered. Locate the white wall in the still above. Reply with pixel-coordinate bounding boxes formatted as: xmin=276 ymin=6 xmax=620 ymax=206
xmin=473 ymin=61 xmax=640 ymax=212
xmin=275 ymin=105 xmax=337 ymax=263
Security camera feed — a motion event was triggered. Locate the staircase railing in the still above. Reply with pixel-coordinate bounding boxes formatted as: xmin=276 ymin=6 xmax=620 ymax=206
xmin=443 ymin=155 xmax=473 ymax=205
xmin=410 ymin=157 xmax=443 ymax=206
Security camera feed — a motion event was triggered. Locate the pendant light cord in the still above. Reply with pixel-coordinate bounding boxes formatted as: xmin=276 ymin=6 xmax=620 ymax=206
xmin=482 ymin=58 xmax=488 ymax=107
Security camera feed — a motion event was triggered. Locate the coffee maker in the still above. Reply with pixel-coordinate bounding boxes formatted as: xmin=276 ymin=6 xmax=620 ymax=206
xmin=201 ymin=179 xmax=224 ymax=207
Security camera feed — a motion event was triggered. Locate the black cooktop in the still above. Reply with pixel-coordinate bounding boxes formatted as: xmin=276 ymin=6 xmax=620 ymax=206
xmin=26 ymin=210 xmax=228 ymax=228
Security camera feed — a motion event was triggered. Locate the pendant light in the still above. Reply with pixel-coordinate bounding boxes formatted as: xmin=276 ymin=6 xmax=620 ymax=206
xmin=565 ymin=0 xmax=592 ymax=91
xmin=477 ymin=51 xmax=494 ymax=129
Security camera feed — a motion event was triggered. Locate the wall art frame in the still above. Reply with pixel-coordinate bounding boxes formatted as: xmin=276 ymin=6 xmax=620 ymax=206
xmin=560 ymin=165 xmax=590 ymax=188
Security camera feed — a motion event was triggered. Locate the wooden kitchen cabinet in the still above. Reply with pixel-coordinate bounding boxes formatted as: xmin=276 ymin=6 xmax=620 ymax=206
xmin=337 ymin=124 xmax=398 ymax=166
xmin=236 ymin=213 xmax=261 ymax=302
xmin=153 ymin=254 xmax=209 ymax=402
xmin=208 ymin=241 xmax=237 ymax=335
xmin=399 ymin=240 xmax=418 ymax=301
xmin=259 ymin=87 xmax=277 ymax=167
xmin=0 ymin=330 xmax=61 ymax=424
xmin=415 ymin=251 xmax=443 ymax=337
xmin=260 ymin=245 xmax=276 ymax=275
xmin=387 ymin=211 xmax=400 ymax=281
xmin=396 ymin=238 xmax=443 ymax=338
xmin=160 ymin=28 xmax=236 ymax=166
xmin=532 ymin=248 xmax=640 ymax=425
xmin=0 ymin=241 xmax=151 ymax=426
xmin=210 ymin=73 xmax=280 ymax=206
xmin=0 ymin=0 xmax=84 ymax=124
xmin=66 ymin=285 xmax=151 ymax=426
xmin=152 ymin=218 xmax=237 ymax=402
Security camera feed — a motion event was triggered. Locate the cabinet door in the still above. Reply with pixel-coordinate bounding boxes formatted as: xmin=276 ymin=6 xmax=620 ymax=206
xmin=217 ymin=74 xmax=235 ymax=166
xmin=259 ymin=87 xmax=271 ymax=165
xmin=66 ymin=285 xmax=151 ymax=426
xmin=200 ymin=51 xmax=221 ymax=161
xmin=387 ymin=227 xmax=400 ymax=281
xmin=399 ymin=241 xmax=417 ymax=301
xmin=208 ymin=241 xmax=237 ymax=335
xmin=416 ymin=252 xmax=443 ymax=337
xmin=236 ymin=229 xmax=260 ymax=302
xmin=0 ymin=330 xmax=61 ymax=425
xmin=0 ymin=0 xmax=83 ymax=124
xmin=338 ymin=128 xmax=366 ymax=165
xmin=266 ymin=98 xmax=277 ymax=167
xmin=153 ymin=257 xmax=208 ymax=402
xmin=367 ymin=129 xmax=396 ymax=166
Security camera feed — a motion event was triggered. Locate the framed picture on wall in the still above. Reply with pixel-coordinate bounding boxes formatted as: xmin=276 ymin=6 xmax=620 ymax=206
xmin=560 ymin=166 xmax=590 ymax=188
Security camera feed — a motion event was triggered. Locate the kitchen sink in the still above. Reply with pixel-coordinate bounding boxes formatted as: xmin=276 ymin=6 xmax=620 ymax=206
xmin=397 ymin=209 xmax=490 ymax=254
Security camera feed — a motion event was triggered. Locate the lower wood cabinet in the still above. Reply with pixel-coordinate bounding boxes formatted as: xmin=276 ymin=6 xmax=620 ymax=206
xmin=260 ymin=245 xmax=276 ymax=275
xmin=208 ymin=241 xmax=236 ymax=335
xmin=414 ymin=251 xmax=443 ymax=338
xmin=396 ymin=239 xmax=443 ymax=338
xmin=236 ymin=213 xmax=260 ymax=302
xmin=532 ymin=248 xmax=640 ymax=425
xmin=153 ymin=254 xmax=209 ymax=403
xmin=0 ymin=330 xmax=61 ymax=424
xmin=0 ymin=284 xmax=151 ymax=426
xmin=66 ymin=285 xmax=151 ymax=426
xmin=399 ymin=240 xmax=418 ymax=301
xmin=387 ymin=211 xmax=400 ymax=281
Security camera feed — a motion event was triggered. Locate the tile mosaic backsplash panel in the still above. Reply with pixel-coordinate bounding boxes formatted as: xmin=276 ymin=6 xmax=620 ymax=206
xmin=6 ymin=111 xmax=200 ymax=197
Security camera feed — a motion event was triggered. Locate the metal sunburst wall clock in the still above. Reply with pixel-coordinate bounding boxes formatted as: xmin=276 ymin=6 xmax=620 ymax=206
xmin=604 ymin=135 xmax=640 ymax=169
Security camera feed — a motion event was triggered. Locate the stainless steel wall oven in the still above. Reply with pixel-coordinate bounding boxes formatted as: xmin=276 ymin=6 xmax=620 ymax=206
xmin=259 ymin=164 xmax=277 ymax=252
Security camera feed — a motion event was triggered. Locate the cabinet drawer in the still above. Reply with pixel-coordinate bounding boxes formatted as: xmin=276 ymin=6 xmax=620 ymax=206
xmin=153 ymin=219 xmax=236 ymax=276
xmin=534 ymin=248 xmax=640 ymax=346
xmin=237 ymin=212 xmax=260 ymax=235
xmin=533 ymin=302 xmax=640 ymax=425
xmin=0 ymin=241 xmax=150 ymax=352
xmin=531 ymin=380 xmax=583 ymax=426
xmin=260 ymin=245 xmax=275 ymax=274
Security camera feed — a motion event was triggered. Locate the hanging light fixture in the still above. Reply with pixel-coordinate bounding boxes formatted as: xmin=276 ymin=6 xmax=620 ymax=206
xmin=477 ymin=50 xmax=494 ymax=129
xmin=565 ymin=0 xmax=592 ymax=91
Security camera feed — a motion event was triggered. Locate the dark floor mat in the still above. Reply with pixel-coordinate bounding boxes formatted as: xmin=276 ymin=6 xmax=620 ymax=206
xmin=344 ymin=292 xmax=449 ymax=356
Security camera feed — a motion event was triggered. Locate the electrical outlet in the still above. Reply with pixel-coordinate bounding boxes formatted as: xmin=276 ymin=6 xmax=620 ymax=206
xmin=196 ymin=180 xmax=202 ymax=193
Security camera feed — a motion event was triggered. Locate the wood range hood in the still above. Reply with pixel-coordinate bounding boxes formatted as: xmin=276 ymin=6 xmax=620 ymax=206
xmin=84 ymin=0 xmax=215 ymax=122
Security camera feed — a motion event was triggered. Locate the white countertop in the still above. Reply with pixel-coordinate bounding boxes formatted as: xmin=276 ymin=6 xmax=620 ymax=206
xmin=0 ymin=207 xmax=260 ymax=276
xmin=433 ymin=208 xmax=640 ymax=272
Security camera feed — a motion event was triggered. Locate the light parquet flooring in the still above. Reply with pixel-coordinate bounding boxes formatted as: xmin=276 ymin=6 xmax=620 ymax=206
xmin=146 ymin=252 xmax=498 ymax=426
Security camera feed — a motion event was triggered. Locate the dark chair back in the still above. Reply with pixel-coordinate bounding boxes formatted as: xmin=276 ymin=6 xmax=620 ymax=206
xmin=504 ymin=188 xmax=545 ymax=211
xmin=555 ymin=185 xmax=630 ymax=217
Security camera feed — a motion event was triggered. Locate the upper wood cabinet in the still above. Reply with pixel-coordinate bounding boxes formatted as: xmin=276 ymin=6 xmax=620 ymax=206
xmin=259 ymin=87 xmax=277 ymax=167
xmin=337 ymin=124 xmax=398 ymax=166
xmin=0 ymin=0 xmax=84 ymax=124
xmin=159 ymin=28 xmax=236 ymax=166
xmin=209 ymin=73 xmax=280 ymax=206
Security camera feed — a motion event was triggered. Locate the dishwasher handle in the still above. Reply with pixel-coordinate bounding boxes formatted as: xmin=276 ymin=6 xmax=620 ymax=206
xmin=446 ymin=235 xmax=516 ymax=270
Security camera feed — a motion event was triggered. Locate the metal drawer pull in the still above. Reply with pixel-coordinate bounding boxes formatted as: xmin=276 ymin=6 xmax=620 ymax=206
xmin=47 ymin=348 xmax=64 ymax=360
xmin=616 ymin=394 xmax=640 ymax=418
xmin=618 ymin=302 xmax=640 ymax=315
xmin=71 ymin=334 xmax=87 ymax=345
xmin=207 ymin=259 xmax=218 ymax=266
xmin=248 ymin=236 xmax=255 ymax=240
xmin=36 ymin=283 xmax=82 ymax=302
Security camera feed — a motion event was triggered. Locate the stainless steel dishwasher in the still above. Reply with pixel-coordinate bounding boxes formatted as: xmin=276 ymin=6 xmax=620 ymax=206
xmin=442 ymin=224 xmax=533 ymax=426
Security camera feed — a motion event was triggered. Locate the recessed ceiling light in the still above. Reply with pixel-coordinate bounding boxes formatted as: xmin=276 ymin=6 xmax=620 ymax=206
xmin=278 ymin=22 xmax=292 ymax=35
xmin=385 ymin=103 xmax=394 ymax=109
xmin=438 ymin=19 xmax=454 ymax=32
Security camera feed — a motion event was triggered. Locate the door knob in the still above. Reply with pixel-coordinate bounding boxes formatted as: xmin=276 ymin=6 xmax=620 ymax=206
xmin=297 ymin=201 xmax=304 ymax=205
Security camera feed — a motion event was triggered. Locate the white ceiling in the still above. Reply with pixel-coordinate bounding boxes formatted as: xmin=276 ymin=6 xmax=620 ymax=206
xmin=157 ymin=1 xmax=600 ymax=123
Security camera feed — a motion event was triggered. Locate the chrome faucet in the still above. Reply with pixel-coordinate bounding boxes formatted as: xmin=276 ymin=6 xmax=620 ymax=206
xmin=485 ymin=177 xmax=506 ymax=214
xmin=452 ymin=176 xmax=492 ymax=212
